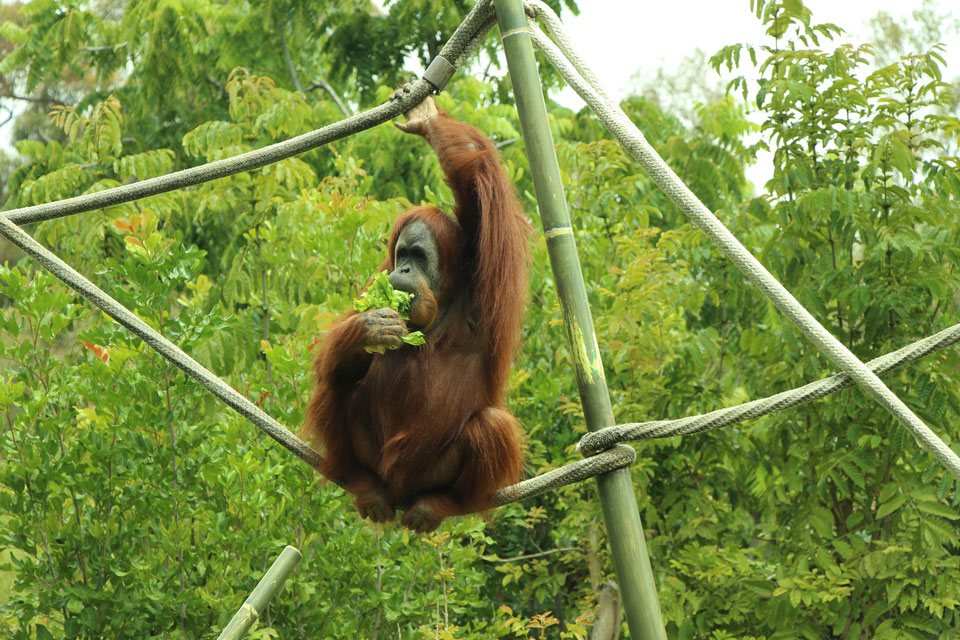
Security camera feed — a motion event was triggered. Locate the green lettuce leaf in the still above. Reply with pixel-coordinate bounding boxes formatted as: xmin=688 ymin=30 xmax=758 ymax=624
xmin=353 ymin=271 xmax=426 ymax=353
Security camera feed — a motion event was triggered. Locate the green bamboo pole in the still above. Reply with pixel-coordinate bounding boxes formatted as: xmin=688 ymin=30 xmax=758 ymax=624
xmin=492 ymin=1 xmax=667 ymax=637
xmin=216 ymin=546 xmax=301 ymax=640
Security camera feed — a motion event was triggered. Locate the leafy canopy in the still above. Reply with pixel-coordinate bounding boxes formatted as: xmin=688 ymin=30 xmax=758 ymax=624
xmin=0 ymin=0 xmax=959 ymax=639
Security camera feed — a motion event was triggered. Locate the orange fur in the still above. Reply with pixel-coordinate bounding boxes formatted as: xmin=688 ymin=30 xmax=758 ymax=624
xmin=302 ymin=111 xmax=530 ymax=532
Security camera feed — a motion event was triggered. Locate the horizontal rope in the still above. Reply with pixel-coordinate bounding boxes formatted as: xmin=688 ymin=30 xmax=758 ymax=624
xmin=2 ymin=2 xmax=495 ymax=226
xmin=526 ymin=10 xmax=960 ymax=480
xmin=493 ymin=445 xmax=636 ymax=505
xmin=580 ymin=323 xmax=960 ymax=454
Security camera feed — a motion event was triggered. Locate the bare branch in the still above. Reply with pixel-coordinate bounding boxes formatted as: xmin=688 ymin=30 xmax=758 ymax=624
xmin=590 ymin=581 xmax=622 ymax=640
xmin=0 ymin=92 xmax=52 ymax=105
xmin=306 ymin=77 xmax=352 ymax=117
xmin=82 ymin=43 xmax=127 ymax=53
xmin=486 ymin=547 xmax=581 ymax=563
xmin=281 ymin=28 xmax=304 ymax=93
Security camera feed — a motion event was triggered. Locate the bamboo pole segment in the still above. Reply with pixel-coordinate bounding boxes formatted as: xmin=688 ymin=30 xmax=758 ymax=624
xmin=216 ymin=546 xmax=301 ymax=640
xmin=492 ymin=1 xmax=667 ymax=637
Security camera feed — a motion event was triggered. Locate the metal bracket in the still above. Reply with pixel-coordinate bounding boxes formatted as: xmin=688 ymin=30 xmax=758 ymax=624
xmin=423 ymin=56 xmax=456 ymax=92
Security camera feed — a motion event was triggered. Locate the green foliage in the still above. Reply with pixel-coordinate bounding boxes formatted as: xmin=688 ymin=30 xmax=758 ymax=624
xmin=0 ymin=0 xmax=958 ymax=639
xmin=354 ymin=271 xmax=415 ymax=316
xmin=353 ymin=271 xmax=427 ymax=352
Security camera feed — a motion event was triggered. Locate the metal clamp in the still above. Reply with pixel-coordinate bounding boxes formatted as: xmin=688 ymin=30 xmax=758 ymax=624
xmin=423 ymin=55 xmax=456 ymax=92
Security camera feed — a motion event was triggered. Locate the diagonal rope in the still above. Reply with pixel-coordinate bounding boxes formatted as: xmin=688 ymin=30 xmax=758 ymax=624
xmin=6 ymin=97 xmax=423 ymax=226
xmin=1 ymin=202 xmax=634 ymax=502
xmin=580 ymin=323 xmax=960 ymax=454
xmin=524 ymin=6 xmax=960 ymax=479
xmin=523 ymin=0 xmax=611 ymax=102
xmin=2 ymin=3 xmax=496 ymax=227
xmin=1 ymin=196 xmax=636 ymax=502
xmin=0 ymin=215 xmax=324 ymax=468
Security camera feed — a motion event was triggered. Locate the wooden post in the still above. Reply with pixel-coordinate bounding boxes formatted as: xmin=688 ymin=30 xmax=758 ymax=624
xmin=492 ymin=1 xmax=667 ymax=637
xmin=216 ymin=546 xmax=301 ymax=640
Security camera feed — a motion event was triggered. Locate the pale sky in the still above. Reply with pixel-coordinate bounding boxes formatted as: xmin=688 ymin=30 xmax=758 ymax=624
xmin=552 ymin=1 xmax=960 ymax=188
xmin=555 ymin=0 xmax=960 ymax=107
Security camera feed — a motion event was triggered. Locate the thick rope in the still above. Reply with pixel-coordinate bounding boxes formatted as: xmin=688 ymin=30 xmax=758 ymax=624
xmin=580 ymin=323 xmax=960 ymax=454
xmin=523 ymin=0 xmax=611 ymax=102
xmin=2 ymin=2 xmax=495 ymax=226
xmin=525 ymin=14 xmax=960 ymax=479
xmin=0 ymin=204 xmax=635 ymax=503
xmin=493 ymin=445 xmax=636 ymax=505
xmin=5 ymin=96 xmax=425 ymax=225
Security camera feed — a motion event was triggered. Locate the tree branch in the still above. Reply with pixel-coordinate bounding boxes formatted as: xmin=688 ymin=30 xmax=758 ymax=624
xmin=281 ymin=28 xmax=304 ymax=93
xmin=306 ymin=77 xmax=352 ymax=117
xmin=83 ymin=43 xmax=127 ymax=53
xmin=590 ymin=581 xmax=622 ymax=640
xmin=0 ymin=91 xmax=52 ymax=105
xmin=486 ymin=547 xmax=581 ymax=563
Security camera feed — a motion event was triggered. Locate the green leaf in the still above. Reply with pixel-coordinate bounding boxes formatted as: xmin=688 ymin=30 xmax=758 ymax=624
xmin=914 ymin=500 xmax=960 ymax=520
xmin=354 ymin=271 xmax=414 ymax=316
xmin=35 ymin=625 xmax=54 ymax=640
xmin=354 ymin=271 xmax=425 ymax=352
xmin=876 ymin=492 xmax=907 ymax=519
xmin=401 ymin=332 xmax=426 ymax=347
xmin=877 ymin=482 xmax=900 ymax=504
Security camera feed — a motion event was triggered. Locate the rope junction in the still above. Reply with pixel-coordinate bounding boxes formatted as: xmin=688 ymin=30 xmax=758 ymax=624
xmin=579 ymin=323 xmax=960 ymax=454
xmin=522 ymin=4 xmax=960 ymax=478
xmin=2 ymin=0 xmax=958 ymax=508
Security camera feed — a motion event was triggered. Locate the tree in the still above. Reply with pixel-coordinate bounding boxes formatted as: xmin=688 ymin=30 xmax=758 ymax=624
xmin=1 ymin=0 xmax=958 ymax=638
